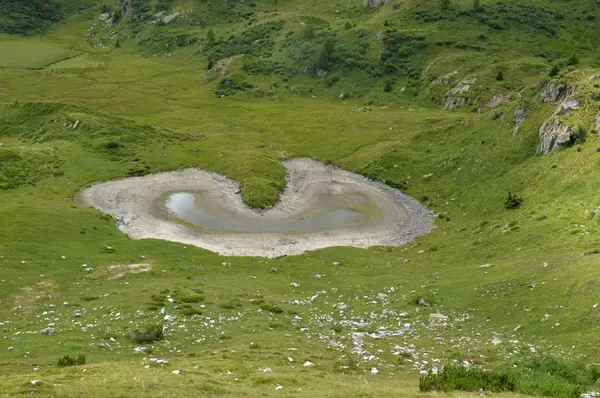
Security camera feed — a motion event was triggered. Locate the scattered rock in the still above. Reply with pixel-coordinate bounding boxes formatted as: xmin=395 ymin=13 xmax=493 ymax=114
xmin=371 ymin=367 xmax=379 ymax=375
xmin=513 ymin=107 xmax=526 ymax=137
xmin=479 ymin=263 xmax=493 ymax=268
xmin=303 ymin=361 xmax=314 ymax=367
xmin=40 ymin=327 xmax=55 ymax=335
xmin=172 ymin=370 xmax=181 ymax=375
xmin=164 ymin=315 xmax=173 ymax=322
xmin=540 ymin=82 xmax=573 ymax=103
xmin=30 ymin=380 xmax=42 ymax=386
xmin=98 ymin=13 xmax=111 ymax=22
xmin=514 ymin=325 xmax=521 ymax=332
xmin=491 ymin=337 xmax=502 ymax=345
xmin=538 ymin=118 xmax=580 ymax=154
xmin=590 ymin=75 xmax=600 ymax=81
xmin=555 ymin=97 xmax=580 ymax=115
xmin=595 ymin=113 xmax=600 ymax=137
xmin=334 ymin=302 xmax=349 ymax=311
xmin=275 ymin=385 xmax=283 ymax=390
xmin=417 ymin=297 xmax=430 ymax=307
xmin=429 ymin=313 xmax=449 ymax=325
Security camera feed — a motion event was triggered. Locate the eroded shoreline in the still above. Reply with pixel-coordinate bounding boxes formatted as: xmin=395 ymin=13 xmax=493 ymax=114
xmin=80 ymin=158 xmax=435 ymax=257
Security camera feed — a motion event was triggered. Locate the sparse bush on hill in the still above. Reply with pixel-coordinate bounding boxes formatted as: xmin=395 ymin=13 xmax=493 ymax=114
xmin=504 ymin=192 xmax=522 ymax=209
xmin=128 ymin=324 xmax=164 ymax=344
xmin=421 ymin=357 xmax=600 ymax=397
xmin=57 ymin=354 xmax=86 ymax=367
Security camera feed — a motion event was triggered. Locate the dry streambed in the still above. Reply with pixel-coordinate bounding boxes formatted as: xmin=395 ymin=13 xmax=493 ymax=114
xmin=80 ymin=158 xmax=434 ymax=257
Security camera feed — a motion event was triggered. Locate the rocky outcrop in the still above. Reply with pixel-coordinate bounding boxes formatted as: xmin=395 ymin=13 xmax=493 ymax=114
xmin=488 ymin=94 xmax=510 ymax=108
xmin=513 ymin=107 xmax=526 ymax=137
xmin=98 ymin=13 xmax=111 ymax=23
xmin=162 ymin=11 xmax=182 ymax=24
xmin=555 ymin=97 xmax=579 ymax=115
xmin=441 ymin=78 xmax=475 ymax=110
xmin=432 ymin=71 xmax=458 ymax=85
xmin=595 ymin=113 xmax=600 ymax=137
xmin=538 ymin=118 xmax=580 ymax=154
xmin=442 ymin=97 xmax=467 ymax=110
xmin=364 ymin=0 xmax=388 ymax=8
xmin=121 ymin=0 xmax=134 ymax=20
xmin=540 ymin=82 xmax=574 ymax=103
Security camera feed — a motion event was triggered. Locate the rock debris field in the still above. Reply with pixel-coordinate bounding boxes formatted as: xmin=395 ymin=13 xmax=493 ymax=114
xmin=80 ymin=158 xmax=434 ymax=257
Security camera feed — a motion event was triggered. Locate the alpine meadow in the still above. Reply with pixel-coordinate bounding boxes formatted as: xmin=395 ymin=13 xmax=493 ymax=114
xmin=1 ymin=0 xmax=600 ymax=397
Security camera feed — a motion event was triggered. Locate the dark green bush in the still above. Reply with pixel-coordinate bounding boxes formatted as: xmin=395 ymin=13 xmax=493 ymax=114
xmin=180 ymin=308 xmax=202 ymax=316
xmin=57 ymin=354 xmax=86 ymax=367
xmin=504 ymin=191 xmax=522 ymax=209
xmin=128 ymin=324 xmax=164 ymax=344
xmin=260 ymin=304 xmax=284 ymax=313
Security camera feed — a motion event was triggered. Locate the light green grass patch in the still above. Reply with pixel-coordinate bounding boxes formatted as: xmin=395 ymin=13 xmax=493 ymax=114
xmin=47 ymin=53 xmax=104 ymax=70
xmin=0 ymin=37 xmax=79 ymax=69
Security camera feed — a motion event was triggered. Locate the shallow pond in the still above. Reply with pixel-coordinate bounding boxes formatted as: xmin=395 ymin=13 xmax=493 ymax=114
xmin=165 ymin=192 xmax=367 ymax=233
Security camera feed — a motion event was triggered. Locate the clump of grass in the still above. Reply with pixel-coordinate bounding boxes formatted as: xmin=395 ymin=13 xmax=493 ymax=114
xmin=57 ymin=354 xmax=86 ymax=368
xmin=172 ymin=289 xmax=204 ymax=303
xmin=180 ymin=308 xmax=202 ymax=316
xmin=260 ymin=304 xmax=284 ymax=313
xmin=128 ymin=324 xmax=164 ymax=344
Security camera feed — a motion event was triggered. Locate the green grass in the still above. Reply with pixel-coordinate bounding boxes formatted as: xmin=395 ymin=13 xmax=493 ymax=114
xmin=0 ymin=36 xmax=80 ymax=69
xmin=0 ymin=0 xmax=600 ymax=396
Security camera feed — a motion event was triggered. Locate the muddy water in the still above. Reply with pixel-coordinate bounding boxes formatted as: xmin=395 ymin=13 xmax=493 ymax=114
xmin=165 ymin=192 xmax=367 ymax=233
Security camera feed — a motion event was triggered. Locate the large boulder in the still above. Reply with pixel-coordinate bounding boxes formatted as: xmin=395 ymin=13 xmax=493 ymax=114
xmin=513 ymin=107 xmax=526 ymax=137
xmin=538 ymin=118 xmax=580 ymax=154
xmin=540 ymin=82 xmax=573 ymax=103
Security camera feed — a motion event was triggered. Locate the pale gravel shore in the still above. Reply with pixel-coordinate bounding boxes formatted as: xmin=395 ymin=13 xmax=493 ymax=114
xmin=80 ymin=158 xmax=435 ymax=258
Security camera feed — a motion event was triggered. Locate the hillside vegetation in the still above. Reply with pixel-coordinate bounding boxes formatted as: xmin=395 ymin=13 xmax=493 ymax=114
xmin=1 ymin=0 xmax=600 ymax=397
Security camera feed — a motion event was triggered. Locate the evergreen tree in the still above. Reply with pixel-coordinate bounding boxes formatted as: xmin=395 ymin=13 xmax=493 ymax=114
xmin=206 ymin=29 xmax=216 ymax=43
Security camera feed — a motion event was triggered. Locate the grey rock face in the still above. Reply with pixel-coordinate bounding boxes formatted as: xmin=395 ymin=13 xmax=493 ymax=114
xmin=513 ymin=107 xmax=526 ymax=137
xmin=98 ymin=13 xmax=111 ymax=22
xmin=488 ymin=94 xmax=510 ymax=108
xmin=540 ymin=82 xmax=573 ymax=103
xmin=364 ymin=0 xmax=388 ymax=8
xmin=442 ymin=96 xmax=467 ymax=110
xmin=555 ymin=97 xmax=579 ymax=115
xmin=538 ymin=118 xmax=577 ymax=154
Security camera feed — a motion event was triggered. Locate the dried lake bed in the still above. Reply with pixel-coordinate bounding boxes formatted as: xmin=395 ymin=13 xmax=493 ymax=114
xmin=80 ymin=158 xmax=434 ymax=257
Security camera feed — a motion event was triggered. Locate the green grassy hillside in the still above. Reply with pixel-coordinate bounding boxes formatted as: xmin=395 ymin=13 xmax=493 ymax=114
xmin=1 ymin=0 xmax=600 ymax=397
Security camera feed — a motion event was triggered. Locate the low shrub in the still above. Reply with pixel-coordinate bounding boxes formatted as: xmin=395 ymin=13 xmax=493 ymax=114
xmin=57 ymin=354 xmax=86 ymax=367
xmin=128 ymin=324 xmax=164 ymax=344
xmin=420 ymin=366 xmax=516 ymax=392
xmin=260 ymin=304 xmax=284 ymax=313
xmin=504 ymin=191 xmax=523 ymax=209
